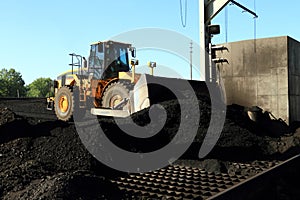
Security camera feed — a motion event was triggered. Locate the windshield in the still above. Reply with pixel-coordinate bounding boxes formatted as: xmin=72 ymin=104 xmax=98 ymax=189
xmin=109 ymin=45 xmax=129 ymax=70
xmin=119 ymin=48 xmax=128 ymax=67
xmin=101 ymin=44 xmax=130 ymax=79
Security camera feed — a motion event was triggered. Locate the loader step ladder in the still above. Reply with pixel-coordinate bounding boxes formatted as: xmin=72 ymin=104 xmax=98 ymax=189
xmin=69 ymin=53 xmax=87 ymax=109
xmin=79 ymin=92 xmax=86 ymax=108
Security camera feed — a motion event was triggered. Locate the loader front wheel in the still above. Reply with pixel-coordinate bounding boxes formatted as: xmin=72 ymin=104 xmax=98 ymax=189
xmin=54 ymin=86 xmax=74 ymax=121
xmin=102 ymin=82 xmax=130 ymax=109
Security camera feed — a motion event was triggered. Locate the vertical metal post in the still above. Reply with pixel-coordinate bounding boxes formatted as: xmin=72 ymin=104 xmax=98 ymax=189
xmin=190 ymin=41 xmax=193 ymax=80
xmin=131 ymin=65 xmax=135 ymax=83
xmin=209 ymin=43 xmax=217 ymax=83
xmin=71 ymin=55 xmax=74 ymax=74
xmin=199 ymin=0 xmax=208 ymax=82
xmin=199 ymin=0 xmax=257 ymax=83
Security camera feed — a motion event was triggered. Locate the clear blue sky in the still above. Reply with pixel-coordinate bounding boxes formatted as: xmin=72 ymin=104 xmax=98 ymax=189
xmin=1 ymin=0 xmax=300 ymax=84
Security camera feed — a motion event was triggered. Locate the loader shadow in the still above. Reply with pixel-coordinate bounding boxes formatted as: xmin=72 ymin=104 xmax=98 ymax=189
xmin=0 ymin=119 xmax=69 ymax=144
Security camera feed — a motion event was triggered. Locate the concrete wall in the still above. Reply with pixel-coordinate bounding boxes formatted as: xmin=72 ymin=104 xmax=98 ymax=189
xmin=217 ymin=36 xmax=292 ymax=123
xmin=288 ymin=37 xmax=300 ymax=122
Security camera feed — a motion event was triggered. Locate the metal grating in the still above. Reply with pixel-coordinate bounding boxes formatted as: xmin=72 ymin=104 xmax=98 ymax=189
xmin=110 ymin=161 xmax=281 ymax=199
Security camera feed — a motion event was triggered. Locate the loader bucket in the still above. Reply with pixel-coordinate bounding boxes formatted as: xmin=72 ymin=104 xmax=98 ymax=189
xmin=129 ymin=74 xmax=213 ymax=114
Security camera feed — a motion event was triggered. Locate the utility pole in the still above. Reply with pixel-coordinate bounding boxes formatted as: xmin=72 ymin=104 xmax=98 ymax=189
xmin=199 ymin=0 xmax=257 ymax=82
xmin=199 ymin=0 xmax=207 ymax=81
xmin=190 ymin=41 xmax=193 ymax=80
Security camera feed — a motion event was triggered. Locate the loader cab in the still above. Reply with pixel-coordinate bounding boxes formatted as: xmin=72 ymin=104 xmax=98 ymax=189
xmin=88 ymin=40 xmax=132 ymax=80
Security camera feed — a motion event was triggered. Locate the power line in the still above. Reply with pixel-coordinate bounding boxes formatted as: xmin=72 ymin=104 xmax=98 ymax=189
xmin=190 ymin=41 xmax=193 ymax=80
xmin=225 ymin=5 xmax=228 ymax=43
xmin=180 ymin=0 xmax=187 ymax=28
xmin=254 ymin=0 xmax=257 ymax=41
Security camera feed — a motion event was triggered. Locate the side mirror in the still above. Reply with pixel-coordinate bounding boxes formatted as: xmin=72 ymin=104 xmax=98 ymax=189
xmin=129 ymin=47 xmax=136 ymax=58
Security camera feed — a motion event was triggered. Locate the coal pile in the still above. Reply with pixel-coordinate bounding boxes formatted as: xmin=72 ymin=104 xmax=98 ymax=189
xmin=0 ymin=100 xmax=124 ymax=199
xmin=1 ymin=98 xmax=300 ymax=199
xmin=207 ymin=104 xmax=300 ymax=161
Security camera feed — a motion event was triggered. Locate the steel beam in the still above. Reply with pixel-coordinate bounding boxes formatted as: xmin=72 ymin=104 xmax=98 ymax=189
xmin=205 ymin=0 xmax=231 ymax=23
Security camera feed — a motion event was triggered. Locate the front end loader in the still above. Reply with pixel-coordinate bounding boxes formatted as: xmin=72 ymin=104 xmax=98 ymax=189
xmin=47 ymin=40 xmax=140 ymax=121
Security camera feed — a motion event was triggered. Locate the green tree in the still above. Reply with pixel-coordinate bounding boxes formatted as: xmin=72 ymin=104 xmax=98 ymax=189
xmin=0 ymin=68 xmax=26 ymax=97
xmin=27 ymin=77 xmax=53 ymax=97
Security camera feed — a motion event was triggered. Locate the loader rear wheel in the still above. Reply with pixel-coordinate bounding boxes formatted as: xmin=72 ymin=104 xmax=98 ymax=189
xmin=102 ymin=82 xmax=131 ymax=109
xmin=54 ymin=86 xmax=74 ymax=121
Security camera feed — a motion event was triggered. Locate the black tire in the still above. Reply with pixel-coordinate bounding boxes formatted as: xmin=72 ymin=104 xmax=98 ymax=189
xmin=101 ymin=81 xmax=131 ymax=109
xmin=54 ymin=86 xmax=74 ymax=121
